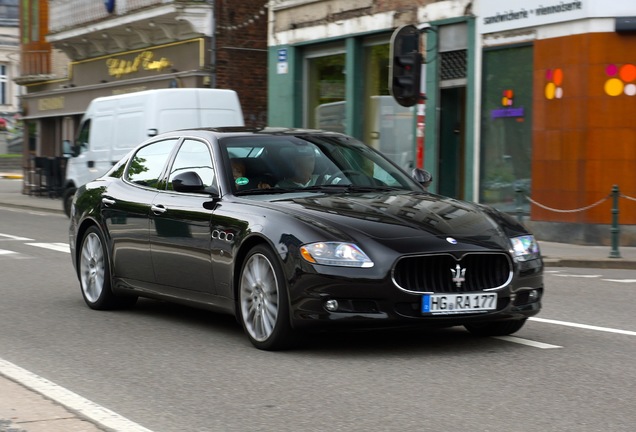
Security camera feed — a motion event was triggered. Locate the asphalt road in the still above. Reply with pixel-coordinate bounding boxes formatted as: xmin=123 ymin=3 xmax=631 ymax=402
xmin=1 ymin=205 xmax=635 ymax=432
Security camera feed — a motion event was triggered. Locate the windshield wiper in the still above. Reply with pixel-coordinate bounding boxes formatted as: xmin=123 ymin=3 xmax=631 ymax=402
xmin=303 ymin=184 xmax=401 ymax=193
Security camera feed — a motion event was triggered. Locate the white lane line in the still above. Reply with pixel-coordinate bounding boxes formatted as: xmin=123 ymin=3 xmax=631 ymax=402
xmin=530 ymin=317 xmax=636 ymax=336
xmin=0 ymin=357 xmax=154 ymax=432
xmin=601 ymin=279 xmax=636 ymax=283
xmin=553 ymin=274 xmax=601 ymax=278
xmin=0 ymin=232 xmax=34 ymax=241
xmin=26 ymin=243 xmax=70 ymax=253
xmin=492 ymin=336 xmax=562 ymax=349
xmin=0 ymin=249 xmax=18 ymax=255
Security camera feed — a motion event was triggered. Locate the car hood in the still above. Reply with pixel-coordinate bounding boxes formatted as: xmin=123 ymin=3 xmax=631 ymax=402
xmin=260 ymin=191 xmax=523 ymax=248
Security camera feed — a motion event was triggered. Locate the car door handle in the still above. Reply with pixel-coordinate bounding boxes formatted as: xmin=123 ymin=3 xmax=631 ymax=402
xmin=151 ymin=204 xmax=167 ymax=215
xmin=101 ymin=197 xmax=116 ymax=206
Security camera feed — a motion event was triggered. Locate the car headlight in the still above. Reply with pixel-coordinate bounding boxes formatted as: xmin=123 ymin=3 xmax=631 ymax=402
xmin=300 ymin=242 xmax=374 ymax=268
xmin=510 ymin=235 xmax=540 ymax=262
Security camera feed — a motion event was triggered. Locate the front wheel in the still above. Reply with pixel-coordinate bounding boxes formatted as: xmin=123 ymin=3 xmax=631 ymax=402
xmin=464 ymin=319 xmax=527 ymax=337
xmin=79 ymin=226 xmax=137 ymax=310
xmin=238 ymin=245 xmax=295 ymax=350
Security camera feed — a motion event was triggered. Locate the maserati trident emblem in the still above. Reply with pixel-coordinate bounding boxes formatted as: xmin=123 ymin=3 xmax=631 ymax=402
xmin=451 ymin=264 xmax=466 ymax=287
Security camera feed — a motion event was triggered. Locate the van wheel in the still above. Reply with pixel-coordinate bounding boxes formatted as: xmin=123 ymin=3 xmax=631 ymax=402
xmin=63 ymin=187 xmax=76 ymax=217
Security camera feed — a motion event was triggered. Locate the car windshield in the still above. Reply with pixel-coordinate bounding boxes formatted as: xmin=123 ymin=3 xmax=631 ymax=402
xmin=221 ymin=133 xmax=423 ymax=195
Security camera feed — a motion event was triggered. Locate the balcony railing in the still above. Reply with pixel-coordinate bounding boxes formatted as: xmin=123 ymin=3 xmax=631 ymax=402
xmin=49 ymin=0 xmax=209 ymax=33
xmin=19 ymin=50 xmax=52 ymax=77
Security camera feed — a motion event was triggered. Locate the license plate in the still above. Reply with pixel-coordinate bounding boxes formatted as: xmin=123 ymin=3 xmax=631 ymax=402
xmin=421 ymin=293 xmax=497 ymax=315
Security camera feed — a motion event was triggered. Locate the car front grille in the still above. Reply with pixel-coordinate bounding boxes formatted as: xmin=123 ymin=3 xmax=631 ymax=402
xmin=392 ymin=253 xmax=512 ymax=294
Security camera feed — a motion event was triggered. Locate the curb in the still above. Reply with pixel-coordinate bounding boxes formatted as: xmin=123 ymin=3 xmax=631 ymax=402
xmin=543 ymin=258 xmax=636 ymax=270
xmin=0 ymin=201 xmax=64 ymax=215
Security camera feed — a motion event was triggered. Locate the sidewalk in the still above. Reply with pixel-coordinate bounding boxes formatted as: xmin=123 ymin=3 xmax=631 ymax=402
xmin=1 ymin=172 xmax=636 ymax=432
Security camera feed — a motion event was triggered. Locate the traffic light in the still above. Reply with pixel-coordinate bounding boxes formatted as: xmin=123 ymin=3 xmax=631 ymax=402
xmin=389 ymin=25 xmax=423 ymax=107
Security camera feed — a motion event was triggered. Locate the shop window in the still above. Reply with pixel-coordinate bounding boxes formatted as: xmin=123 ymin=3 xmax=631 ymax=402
xmin=480 ymin=45 xmax=533 ymax=213
xmin=363 ymin=43 xmax=415 ymax=171
xmin=307 ymin=53 xmax=346 ymax=132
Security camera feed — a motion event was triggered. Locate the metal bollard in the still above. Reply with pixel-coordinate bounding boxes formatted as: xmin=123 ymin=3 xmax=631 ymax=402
xmin=515 ymin=185 xmax=523 ymax=223
xmin=609 ymin=185 xmax=621 ymax=258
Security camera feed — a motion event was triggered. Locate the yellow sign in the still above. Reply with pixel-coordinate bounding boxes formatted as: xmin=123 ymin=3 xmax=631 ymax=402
xmin=38 ymin=97 xmax=65 ymax=111
xmin=106 ymin=51 xmax=173 ymax=78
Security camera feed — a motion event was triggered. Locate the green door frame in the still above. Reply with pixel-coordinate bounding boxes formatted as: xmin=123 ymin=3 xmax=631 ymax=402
xmin=423 ymin=16 xmax=476 ymax=201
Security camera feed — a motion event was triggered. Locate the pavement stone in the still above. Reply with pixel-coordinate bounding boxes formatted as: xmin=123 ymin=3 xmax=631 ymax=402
xmin=0 ymin=375 xmax=105 ymax=432
xmin=1 ymin=172 xmax=635 ymax=432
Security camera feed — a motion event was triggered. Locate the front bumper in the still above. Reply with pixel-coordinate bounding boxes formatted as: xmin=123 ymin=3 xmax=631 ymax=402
xmin=288 ymin=269 xmax=543 ymax=330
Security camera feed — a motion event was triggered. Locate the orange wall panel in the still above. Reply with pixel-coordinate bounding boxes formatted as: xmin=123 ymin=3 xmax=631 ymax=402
xmin=532 ymin=31 xmax=636 ymax=225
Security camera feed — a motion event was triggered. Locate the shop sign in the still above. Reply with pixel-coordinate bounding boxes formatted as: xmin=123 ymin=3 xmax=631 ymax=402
xmin=38 ymin=96 xmax=65 ymax=111
xmin=490 ymin=89 xmax=524 ymax=119
xmin=106 ymin=51 xmax=173 ymax=78
xmin=478 ymin=0 xmax=587 ymax=33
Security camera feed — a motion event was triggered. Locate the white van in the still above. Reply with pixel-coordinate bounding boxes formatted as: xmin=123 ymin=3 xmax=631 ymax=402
xmin=62 ymin=88 xmax=244 ymax=216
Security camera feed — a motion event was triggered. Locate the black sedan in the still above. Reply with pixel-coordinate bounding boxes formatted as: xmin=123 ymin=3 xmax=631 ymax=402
xmin=69 ymin=127 xmax=543 ymax=350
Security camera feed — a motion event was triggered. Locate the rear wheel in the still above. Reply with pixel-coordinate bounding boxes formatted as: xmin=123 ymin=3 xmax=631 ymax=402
xmin=238 ymin=245 xmax=295 ymax=350
xmin=79 ymin=226 xmax=137 ymax=310
xmin=464 ymin=319 xmax=527 ymax=337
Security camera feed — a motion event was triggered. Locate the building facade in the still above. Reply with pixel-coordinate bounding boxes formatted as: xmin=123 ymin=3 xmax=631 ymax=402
xmin=0 ymin=0 xmax=21 ymax=153
xmin=16 ymin=0 xmax=268 ymax=179
xmin=268 ymin=0 xmax=636 ymax=245
xmin=475 ymin=0 xmax=636 ymax=244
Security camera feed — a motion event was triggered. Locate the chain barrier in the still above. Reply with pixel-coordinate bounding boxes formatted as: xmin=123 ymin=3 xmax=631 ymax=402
xmin=524 ymin=195 xmax=609 ymax=213
xmin=516 ymin=185 xmax=632 ymax=258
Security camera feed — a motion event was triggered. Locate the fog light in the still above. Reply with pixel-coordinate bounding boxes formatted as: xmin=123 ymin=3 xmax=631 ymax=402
xmin=325 ymin=299 xmax=339 ymax=312
xmin=528 ymin=290 xmax=539 ymax=301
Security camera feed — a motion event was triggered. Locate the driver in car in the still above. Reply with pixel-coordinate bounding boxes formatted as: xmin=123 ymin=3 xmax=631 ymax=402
xmin=276 ymin=147 xmax=344 ymax=188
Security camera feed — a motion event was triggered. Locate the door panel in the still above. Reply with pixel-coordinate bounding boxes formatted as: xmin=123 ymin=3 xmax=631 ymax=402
xmin=438 ymin=87 xmax=466 ymax=199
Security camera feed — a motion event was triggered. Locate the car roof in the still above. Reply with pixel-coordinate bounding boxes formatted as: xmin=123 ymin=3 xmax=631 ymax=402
xmin=168 ymin=126 xmax=344 ymax=138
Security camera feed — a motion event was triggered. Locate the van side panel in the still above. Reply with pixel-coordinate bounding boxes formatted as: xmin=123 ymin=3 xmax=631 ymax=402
xmin=114 ymin=110 xmax=146 ymax=161
xmin=196 ymin=90 xmax=244 ymax=127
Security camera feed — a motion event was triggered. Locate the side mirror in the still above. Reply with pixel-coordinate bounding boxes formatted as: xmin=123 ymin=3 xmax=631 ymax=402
xmin=62 ymin=139 xmax=73 ymax=157
xmin=172 ymin=171 xmax=206 ymax=193
xmin=411 ymin=168 xmax=433 ymax=190
xmin=72 ymin=145 xmax=80 ymax=157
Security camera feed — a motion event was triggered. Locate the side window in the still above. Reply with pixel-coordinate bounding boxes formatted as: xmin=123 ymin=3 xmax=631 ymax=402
xmin=168 ymin=139 xmax=216 ymax=191
xmin=126 ymin=139 xmax=178 ymax=188
xmin=76 ymin=119 xmax=90 ymax=154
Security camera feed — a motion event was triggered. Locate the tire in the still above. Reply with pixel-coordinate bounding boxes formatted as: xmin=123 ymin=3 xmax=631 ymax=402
xmin=78 ymin=226 xmax=137 ymax=310
xmin=63 ymin=187 xmax=76 ymax=218
xmin=464 ymin=319 xmax=527 ymax=337
xmin=238 ymin=245 xmax=295 ymax=350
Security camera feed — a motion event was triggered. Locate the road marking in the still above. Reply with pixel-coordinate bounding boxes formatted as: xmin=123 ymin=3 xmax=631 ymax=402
xmin=27 ymin=242 xmax=70 ymax=253
xmin=601 ymin=279 xmax=636 ymax=283
xmin=530 ymin=317 xmax=636 ymax=336
xmin=0 ymin=357 xmax=154 ymax=432
xmin=553 ymin=274 xmax=601 ymax=278
xmin=0 ymin=249 xmax=18 ymax=255
xmin=492 ymin=336 xmax=562 ymax=349
xmin=0 ymin=232 xmax=33 ymax=241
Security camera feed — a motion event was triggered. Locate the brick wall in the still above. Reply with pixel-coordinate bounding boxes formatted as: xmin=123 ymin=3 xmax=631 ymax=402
xmin=216 ymin=0 xmax=268 ymax=128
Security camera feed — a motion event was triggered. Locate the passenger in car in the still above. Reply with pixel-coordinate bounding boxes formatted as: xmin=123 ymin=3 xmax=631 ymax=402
xmin=232 ymin=158 xmax=271 ymax=190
